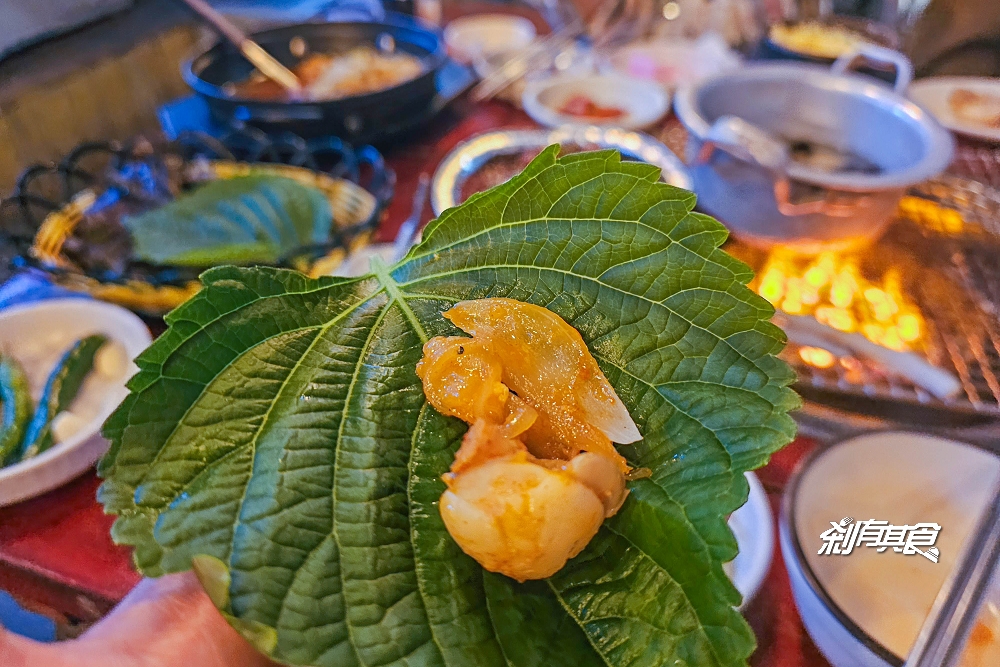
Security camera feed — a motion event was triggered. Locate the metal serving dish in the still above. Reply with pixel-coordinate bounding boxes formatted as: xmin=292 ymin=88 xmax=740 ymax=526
xmin=185 ymin=17 xmax=447 ymax=142
xmin=674 ymin=47 xmax=954 ymax=251
xmin=431 ymin=126 xmax=692 ymax=215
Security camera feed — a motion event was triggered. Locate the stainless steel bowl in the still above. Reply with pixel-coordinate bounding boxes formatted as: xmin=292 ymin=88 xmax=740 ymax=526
xmin=675 ymin=47 xmax=954 ymax=251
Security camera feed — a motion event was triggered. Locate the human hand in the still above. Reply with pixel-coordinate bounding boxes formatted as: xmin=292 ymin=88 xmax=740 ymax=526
xmin=0 ymin=572 xmax=277 ymax=667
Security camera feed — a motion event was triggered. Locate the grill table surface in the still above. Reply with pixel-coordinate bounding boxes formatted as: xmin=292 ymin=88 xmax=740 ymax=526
xmin=0 ymin=96 xmax=834 ymax=664
xmin=7 ymin=21 xmax=999 ymax=656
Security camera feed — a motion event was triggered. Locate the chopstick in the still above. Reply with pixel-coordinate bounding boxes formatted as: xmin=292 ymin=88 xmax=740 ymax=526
xmin=469 ymin=0 xmax=657 ymax=102
xmin=178 ymin=0 xmax=303 ymax=94
xmin=391 ymin=173 xmax=430 ymax=263
xmin=470 ymin=21 xmax=583 ymax=103
xmin=903 ymin=480 xmax=1000 ymax=667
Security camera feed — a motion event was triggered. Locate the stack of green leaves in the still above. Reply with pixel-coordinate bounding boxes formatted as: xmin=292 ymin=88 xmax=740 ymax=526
xmin=99 ymin=148 xmax=799 ymax=667
xmin=123 ymin=175 xmax=333 ymax=267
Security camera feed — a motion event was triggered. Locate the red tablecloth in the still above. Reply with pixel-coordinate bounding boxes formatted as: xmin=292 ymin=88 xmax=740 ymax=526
xmin=0 ymin=95 xmax=832 ymax=665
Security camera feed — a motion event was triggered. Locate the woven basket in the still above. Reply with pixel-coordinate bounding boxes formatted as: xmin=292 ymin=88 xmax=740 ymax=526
xmin=29 ymin=160 xmax=378 ymax=315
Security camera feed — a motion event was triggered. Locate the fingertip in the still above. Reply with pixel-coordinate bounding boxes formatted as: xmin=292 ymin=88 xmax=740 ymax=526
xmin=0 ymin=622 xmax=50 ymax=667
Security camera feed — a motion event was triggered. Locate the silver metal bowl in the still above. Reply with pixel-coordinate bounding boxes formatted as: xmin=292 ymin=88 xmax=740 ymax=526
xmin=675 ymin=47 xmax=954 ymax=251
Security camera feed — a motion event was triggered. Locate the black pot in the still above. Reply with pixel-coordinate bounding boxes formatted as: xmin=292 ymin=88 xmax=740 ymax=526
xmin=755 ymin=17 xmax=900 ymax=85
xmin=184 ymin=17 xmax=447 ymax=142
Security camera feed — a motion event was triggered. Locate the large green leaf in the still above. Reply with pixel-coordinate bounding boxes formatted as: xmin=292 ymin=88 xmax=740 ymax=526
xmin=122 ymin=175 xmax=332 ymax=266
xmin=99 ymin=148 xmax=799 ymax=667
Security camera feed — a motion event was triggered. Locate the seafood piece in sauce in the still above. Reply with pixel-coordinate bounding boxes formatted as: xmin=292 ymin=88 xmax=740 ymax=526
xmin=416 ymin=298 xmax=641 ymax=581
xmin=232 ymin=47 xmax=424 ymax=101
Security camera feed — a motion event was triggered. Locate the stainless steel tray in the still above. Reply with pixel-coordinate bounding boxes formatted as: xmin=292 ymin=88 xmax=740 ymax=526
xmin=431 ymin=125 xmax=692 ymax=215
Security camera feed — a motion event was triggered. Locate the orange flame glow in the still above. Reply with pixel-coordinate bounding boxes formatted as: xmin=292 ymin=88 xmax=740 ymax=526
xmin=752 ymin=250 xmax=925 ymax=361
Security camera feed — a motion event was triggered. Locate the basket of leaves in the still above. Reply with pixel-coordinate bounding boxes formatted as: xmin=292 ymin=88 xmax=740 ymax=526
xmin=1 ymin=132 xmax=393 ymax=315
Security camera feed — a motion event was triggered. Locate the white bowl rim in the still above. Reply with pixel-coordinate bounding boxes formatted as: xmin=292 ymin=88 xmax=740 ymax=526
xmin=0 ymin=298 xmax=151 ymax=484
xmin=907 ymin=76 xmax=1000 ymax=144
xmin=732 ymin=471 xmax=775 ymax=608
xmin=522 ymin=73 xmax=670 ymax=130
xmin=779 ymin=431 xmax=1000 ymax=667
xmin=443 ymin=14 xmax=537 ymax=49
xmin=782 ymin=438 xmax=902 ymax=665
xmin=444 ymin=12 xmax=538 ymax=31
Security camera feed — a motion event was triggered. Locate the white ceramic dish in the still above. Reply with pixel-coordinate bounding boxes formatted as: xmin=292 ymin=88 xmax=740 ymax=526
xmin=729 ymin=471 xmax=774 ymax=608
xmin=781 ymin=432 xmax=1000 ymax=666
xmin=607 ymin=36 xmax=741 ymax=91
xmin=443 ymin=14 xmax=536 ymax=65
xmin=909 ymin=76 xmax=1000 ymax=144
xmin=0 ymin=299 xmax=151 ymax=506
xmin=522 ymin=74 xmax=670 ymax=130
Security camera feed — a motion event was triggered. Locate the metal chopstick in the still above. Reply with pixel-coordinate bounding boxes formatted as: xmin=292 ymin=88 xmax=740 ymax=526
xmin=470 ymin=23 xmax=582 ymax=103
xmin=391 ymin=173 xmax=430 ymax=263
xmin=903 ymin=479 xmax=1000 ymax=667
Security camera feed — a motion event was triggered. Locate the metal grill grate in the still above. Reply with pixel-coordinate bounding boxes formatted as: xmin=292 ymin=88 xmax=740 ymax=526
xmin=731 ymin=176 xmax=1000 ymax=422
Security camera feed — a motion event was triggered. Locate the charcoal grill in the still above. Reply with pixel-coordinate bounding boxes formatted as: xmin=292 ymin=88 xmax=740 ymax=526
xmin=730 ymin=175 xmax=1000 ymax=429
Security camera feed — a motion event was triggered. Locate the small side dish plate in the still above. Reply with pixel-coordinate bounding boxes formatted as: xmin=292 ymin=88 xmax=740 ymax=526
xmin=431 ymin=126 xmax=692 ymax=215
xmin=0 ymin=299 xmax=151 ymax=506
xmin=444 ymin=13 xmax=536 ymax=64
xmin=522 ymin=74 xmax=670 ymax=130
xmin=18 ymin=159 xmax=379 ymax=316
xmin=607 ymin=36 xmax=741 ymax=91
xmin=909 ymin=76 xmax=1000 ymax=144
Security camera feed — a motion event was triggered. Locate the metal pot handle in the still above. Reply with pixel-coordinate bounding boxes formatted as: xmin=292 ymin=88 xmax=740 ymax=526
xmin=694 ymin=115 xmax=789 ymax=172
xmin=831 ymin=44 xmax=914 ymax=94
xmin=772 ymin=180 xmax=870 ymax=217
xmin=694 ymin=115 xmax=873 ymax=217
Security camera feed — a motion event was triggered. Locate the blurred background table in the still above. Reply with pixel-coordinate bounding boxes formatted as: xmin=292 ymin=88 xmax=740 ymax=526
xmin=0 ymin=91 xmax=832 ymax=664
xmin=0 ymin=2 xmax=1000 ymax=667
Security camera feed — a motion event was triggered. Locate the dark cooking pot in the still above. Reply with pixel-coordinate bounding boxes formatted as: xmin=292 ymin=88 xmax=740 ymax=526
xmin=184 ymin=17 xmax=447 ymax=141
xmin=757 ymin=17 xmax=901 ymax=85
xmin=759 ymin=17 xmax=899 ymax=62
